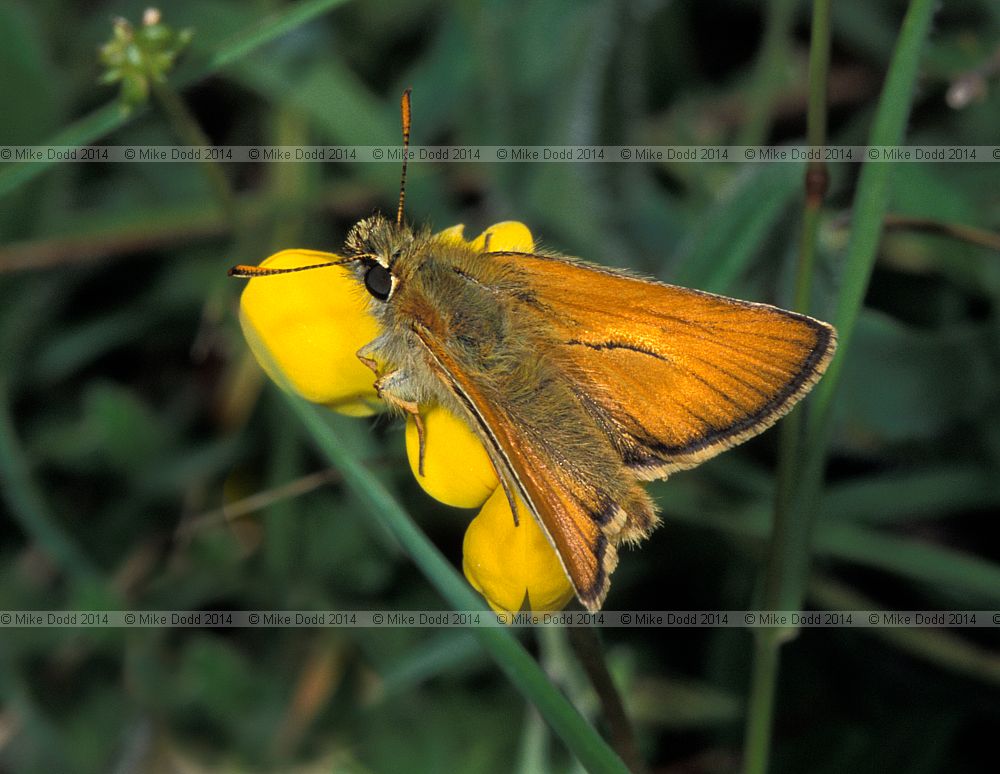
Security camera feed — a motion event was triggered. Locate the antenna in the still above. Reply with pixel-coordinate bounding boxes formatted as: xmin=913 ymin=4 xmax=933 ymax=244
xmin=227 ymin=258 xmax=355 ymax=278
xmin=396 ymin=88 xmax=412 ymax=228
xmin=228 ymin=91 xmax=414 ymax=280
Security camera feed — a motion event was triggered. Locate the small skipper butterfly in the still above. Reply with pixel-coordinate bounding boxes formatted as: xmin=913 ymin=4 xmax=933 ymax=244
xmin=231 ymin=90 xmax=837 ymax=610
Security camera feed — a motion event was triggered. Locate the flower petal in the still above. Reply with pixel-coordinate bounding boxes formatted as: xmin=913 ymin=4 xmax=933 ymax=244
xmin=434 ymin=223 xmax=467 ymax=243
xmin=406 ymin=405 xmax=499 ymax=508
xmin=238 ymin=250 xmax=382 ymax=416
xmin=462 ymin=487 xmax=574 ymax=614
xmin=468 ymin=221 xmax=535 ymax=253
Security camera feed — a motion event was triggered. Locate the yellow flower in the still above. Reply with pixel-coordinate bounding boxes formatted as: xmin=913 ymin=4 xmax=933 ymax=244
xmin=238 ymin=249 xmax=382 ymax=416
xmin=237 ymin=222 xmax=573 ymax=613
xmin=463 ymin=487 xmax=575 ymax=614
xmin=405 ymin=405 xmax=498 ymax=508
xmin=465 ymin=220 xmax=534 ymax=253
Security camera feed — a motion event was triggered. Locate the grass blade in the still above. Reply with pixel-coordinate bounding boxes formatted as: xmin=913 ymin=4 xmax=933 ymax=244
xmin=284 ymin=392 xmax=631 ymax=774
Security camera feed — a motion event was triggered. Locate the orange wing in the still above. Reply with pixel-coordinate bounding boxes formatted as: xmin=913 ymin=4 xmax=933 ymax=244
xmin=485 ymin=252 xmax=837 ymax=478
xmin=410 ymin=321 xmax=654 ymax=610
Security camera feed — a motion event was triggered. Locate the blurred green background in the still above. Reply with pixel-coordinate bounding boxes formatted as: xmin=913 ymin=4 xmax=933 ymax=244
xmin=1 ymin=0 xmax=999 ymax=772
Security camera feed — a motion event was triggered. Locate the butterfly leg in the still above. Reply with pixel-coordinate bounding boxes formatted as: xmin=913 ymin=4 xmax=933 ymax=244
xmin=356 ymin=339 xmax=384 ymax=375
xmin=373 ymin=370 xmax=427 ymax=476
xmin=355 ymin=340 xmax=428 ymax=473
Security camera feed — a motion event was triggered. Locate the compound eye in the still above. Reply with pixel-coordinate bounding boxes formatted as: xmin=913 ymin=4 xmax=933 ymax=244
xmin=364 ymin=262 xmax=393 ymax=300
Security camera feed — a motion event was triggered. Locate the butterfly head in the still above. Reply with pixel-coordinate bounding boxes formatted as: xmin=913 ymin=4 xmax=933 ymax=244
xmin=342 ymin=214 xmax=421 ymax=303
xmin=227 ymin=212 xmax=425 ymax=310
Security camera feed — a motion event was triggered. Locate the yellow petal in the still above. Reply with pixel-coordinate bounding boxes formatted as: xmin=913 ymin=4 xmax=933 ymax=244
xmin=462 ymin=487 xmax=574 ymax=614
xmin=238 ymin=249 xmax=382 ymax=416
xmin=405 ymin=405 xmax=498 ymax=509
xmin=468 ymin=221 xmax=535 ymax=253
xmin=434 ymin=224 xmax=467 ymax=243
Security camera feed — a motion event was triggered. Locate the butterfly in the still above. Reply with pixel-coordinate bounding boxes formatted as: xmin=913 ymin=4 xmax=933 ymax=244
xmin=231 ymin=90 xmax=837 ymax=610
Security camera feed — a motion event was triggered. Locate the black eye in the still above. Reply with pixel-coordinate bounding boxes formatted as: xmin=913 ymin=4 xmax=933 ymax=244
xmin=364 ymin=262 xmax=393 ymax=300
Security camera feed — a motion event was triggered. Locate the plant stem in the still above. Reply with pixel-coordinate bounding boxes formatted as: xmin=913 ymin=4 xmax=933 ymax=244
xmin=882 ymin=214 xmax=1000 ymax=251
xmin=151 ymin=81 xmax=236 ymax=222
xmin=805 ymin=0 xmax=939 ymax=444
xmin=744 ymin=0 xmax=939 ymax=769
xmin=788 ymin=0 xmax=940 ymax=607
xmin=0 ymin=180 xmax=372 ymax=273
xmin=0 ymin=0 xmax=352 ymax=198
xmin=744 ymin=1 xmax=832 ymax=770
xmin=743 ymin=631 xmax=781 ymax=773
xmin=568 ymin=625 xmax=647 ymax=774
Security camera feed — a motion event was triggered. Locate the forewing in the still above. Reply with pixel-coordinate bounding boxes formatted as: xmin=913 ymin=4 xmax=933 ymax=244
xmin=485 ymin=252 xmax=837 ymax=478
xmin=410 ymin=321 xmax=638 ymax=611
